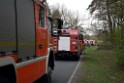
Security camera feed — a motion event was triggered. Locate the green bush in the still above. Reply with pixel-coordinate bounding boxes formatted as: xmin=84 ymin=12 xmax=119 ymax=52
xmin=116 ymin=49 xmax=124 ymax=68
xmin=97 ymin=42 xmax=113 ymax=50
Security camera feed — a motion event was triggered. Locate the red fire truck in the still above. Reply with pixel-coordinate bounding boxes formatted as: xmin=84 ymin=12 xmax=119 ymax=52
xmin=54 ymin=28 xmax=82 ymax=60
xmin=0 ymin=0 xmax=55 ymax=83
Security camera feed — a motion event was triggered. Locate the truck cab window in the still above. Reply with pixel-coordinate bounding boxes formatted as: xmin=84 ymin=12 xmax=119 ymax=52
xmin=39 ymin=6 xmax=45 ymax=27
xmin=48 ymin=20 xmax=51 ymax=32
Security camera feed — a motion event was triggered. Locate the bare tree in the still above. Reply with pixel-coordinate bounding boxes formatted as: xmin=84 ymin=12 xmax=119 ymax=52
xmin=50 ymin=4 xmax=84 ymax=29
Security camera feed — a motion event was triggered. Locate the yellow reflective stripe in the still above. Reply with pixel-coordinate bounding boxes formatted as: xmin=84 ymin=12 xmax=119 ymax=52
xmin=0 ymin=42 xmax=35 ymax=46
xmin=0 ymin=41 xmax=48 ymax=46
xmin=0 ymin=42 xmax=16 ymax=46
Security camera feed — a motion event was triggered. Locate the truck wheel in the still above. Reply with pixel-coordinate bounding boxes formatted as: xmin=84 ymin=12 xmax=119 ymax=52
xmin=42 ymin=67 xmax=52 ymax=83
xmin=76 ymin=56 xmax=80 ymax=60
xmin=0 ymin=75 xmax=10 ymax=83
xmin=55 ymin=56 xmax=58 ymax=60
xmin=75 ymin=53 xmax=80 ymax=61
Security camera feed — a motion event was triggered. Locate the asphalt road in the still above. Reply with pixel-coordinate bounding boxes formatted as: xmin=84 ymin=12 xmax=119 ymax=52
xmin=51 ymin=59 xmax=79 ymax=83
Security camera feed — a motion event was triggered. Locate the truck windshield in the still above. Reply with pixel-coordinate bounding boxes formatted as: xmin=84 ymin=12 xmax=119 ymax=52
xmin=39 ymin=6 xmax=45 ymax=27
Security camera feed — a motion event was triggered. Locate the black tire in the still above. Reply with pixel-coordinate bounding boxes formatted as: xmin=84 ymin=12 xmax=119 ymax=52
xmin=55 ymin=55 xmax=58 ymax=60
xmin=42 ymin=67 xmax=52 ymax=83
xmin=76 ymin=56 xmax=80 ymax=61
xmin=49 ymin=52 xmax=55 ymax=70
xmin=0 ymin=75 xmax=10 ymax=83
xmin=72 ymin=52 xmax=80 ymax=61
xmin=75 ymin=52 xmax=80 ymax=61
xmin=34 ymin=67 xmax=52 ymax=83
xmin=55 ymin=54 xmax=59 ymax=60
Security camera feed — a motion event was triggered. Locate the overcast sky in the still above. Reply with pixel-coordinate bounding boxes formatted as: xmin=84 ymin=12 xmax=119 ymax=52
xmin=47 ymin=0 xmax=92 ymax=13
xmin=47 ymin=0 xmax=93 ymax=30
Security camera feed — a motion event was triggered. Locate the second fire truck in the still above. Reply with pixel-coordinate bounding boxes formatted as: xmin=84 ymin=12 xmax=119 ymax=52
xmin=53 ymin=28 xmax=83 ymax=60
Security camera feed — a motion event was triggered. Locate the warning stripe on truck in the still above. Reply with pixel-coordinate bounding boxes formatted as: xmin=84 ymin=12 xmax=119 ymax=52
xmin=0 ymin=41 xmax=48 ymax=46
xmin=0 ymin=42 xmax=35 ymax=46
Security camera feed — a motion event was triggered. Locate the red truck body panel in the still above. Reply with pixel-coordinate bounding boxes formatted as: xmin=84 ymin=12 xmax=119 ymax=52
xmin=0 ymin=0 xmax=54 ymax=83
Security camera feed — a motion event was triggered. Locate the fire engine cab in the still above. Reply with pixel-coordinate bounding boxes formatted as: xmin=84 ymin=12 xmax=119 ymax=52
xmin=0 ymin=0 xmax=55 ymax=83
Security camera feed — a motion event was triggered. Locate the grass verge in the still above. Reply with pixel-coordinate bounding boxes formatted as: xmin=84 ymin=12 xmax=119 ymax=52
xmin=81 ymin=46 xmax=124 ymax=83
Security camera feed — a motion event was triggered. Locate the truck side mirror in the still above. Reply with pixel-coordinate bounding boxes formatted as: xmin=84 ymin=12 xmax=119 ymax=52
xmin=57 ymin=19 xmax=63 ymax=29
xmin=48 ymin=17 xmax=54 ymax=36
xmin=57 ymin=29 xmax=62 ymax=40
